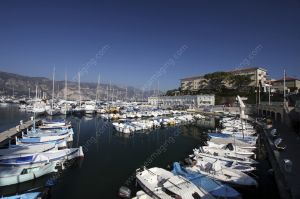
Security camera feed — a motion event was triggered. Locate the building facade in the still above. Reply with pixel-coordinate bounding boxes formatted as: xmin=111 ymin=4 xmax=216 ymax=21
xmin=148 ymin=94 xmax=215 ymax=108
xmin=272 ymin=76 xmax=300 ymax=93
xmin=231 ymin=67 xmax=268 ymax=87
xmin=180 ymin=75 xmax=206 ymax=91
xmin=180 ymin=67 xmax=268 ymax=92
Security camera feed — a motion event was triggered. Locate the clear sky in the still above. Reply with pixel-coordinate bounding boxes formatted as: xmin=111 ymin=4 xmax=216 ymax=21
xmin=0 ymin=0 xmax=300 ymax=91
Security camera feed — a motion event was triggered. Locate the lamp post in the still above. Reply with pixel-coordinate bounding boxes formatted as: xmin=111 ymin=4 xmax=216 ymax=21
xmin=269 ymin=84 xmax=271 ymax=105
xmin=283 ymin=69 xmax=286 ymax=103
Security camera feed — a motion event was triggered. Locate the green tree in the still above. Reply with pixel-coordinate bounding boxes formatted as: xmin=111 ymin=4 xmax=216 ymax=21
xmin=230 ymin=75 xmax=252 ymax=92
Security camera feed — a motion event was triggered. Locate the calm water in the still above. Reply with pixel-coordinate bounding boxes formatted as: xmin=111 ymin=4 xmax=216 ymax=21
xmin=0 ymin=105 xmax=279 ymax=199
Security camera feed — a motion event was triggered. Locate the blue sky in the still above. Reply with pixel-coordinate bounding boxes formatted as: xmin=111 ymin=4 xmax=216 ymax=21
xmin=0 ymin=0 xmax=300 ymax=91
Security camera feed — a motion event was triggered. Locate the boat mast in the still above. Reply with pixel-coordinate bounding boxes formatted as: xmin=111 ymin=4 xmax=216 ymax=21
xmin=283 ymin=69 xmax=286 ymax=103
xmin=125 ymin=86 xmax=127 ymax=102
xmin=110 ymin=81 xmax=112 ymax=103
xmin=52 ymin=67 xmax=55 ymax=108
xmin=78 ymin=72 xmax=81 ymax=107
xmin=35 ymin=85 xmax=38 ymax=100
xmin=96 ymin=74 xmax=100 ymax=102
xmin=65 ymin=71 xmax=67 ymax=101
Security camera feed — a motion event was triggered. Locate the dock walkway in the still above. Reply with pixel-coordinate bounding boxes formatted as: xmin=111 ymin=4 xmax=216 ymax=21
xmin=0 ymin=119 xmax=41 ymax=145
xmin=255 ymin=119 xmax=299 ymax=199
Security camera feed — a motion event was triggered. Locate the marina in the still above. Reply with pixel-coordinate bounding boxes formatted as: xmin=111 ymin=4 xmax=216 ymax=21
xmin=0 ymin=103 xmax=280 ymax=199
xmin=0 ymin=1 xmax=299 ymax=198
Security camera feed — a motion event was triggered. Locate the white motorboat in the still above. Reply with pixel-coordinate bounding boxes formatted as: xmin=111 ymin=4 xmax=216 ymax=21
xmin=0 ymin=162 xmax=57 ymax=187
xmin=193 ymin=155 xmax=255 ymax=173
xmin=206 ymin=142 xmax=255 ymax=157
xmin=201 ymin=146 xmax=254 ymax=159
xmin=0 ymin=142 xmax=57 ymax=156
xmin=0 ymin=147 xmax=84 ymax=167
xmin=136 ymin=167 xmax=215 ymax=199
xmin=46 ymin=108 xmax=60 ymax=116
xmin=187 ymin=160 xmax=258 ymax=188
xmin=193 ymin=148 xmax=258 ymax=165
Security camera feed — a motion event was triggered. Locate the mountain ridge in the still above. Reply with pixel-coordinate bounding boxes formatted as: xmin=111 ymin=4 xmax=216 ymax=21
xmin=0 ymin=71 xmax=159 ymax=100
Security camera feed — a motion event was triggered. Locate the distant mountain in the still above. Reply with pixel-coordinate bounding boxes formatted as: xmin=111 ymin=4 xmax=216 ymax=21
xmin=0 ymin=71 xmax=160 ymax=100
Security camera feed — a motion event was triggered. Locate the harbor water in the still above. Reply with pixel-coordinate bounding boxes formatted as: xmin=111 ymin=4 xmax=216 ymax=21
xmin=0 ymin=105 xmax=279 ymax=199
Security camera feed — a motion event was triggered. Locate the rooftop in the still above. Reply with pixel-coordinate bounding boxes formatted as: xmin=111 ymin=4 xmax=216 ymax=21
xmin=231 ymin=67 xmax=267 ymax=73
xmin=181 ymin=67 xmax=268 ymax=81
xmin=180 ymin=75 xmax=204 ymax=81
xmin=273 ymin=76 xmax=300 ymax=82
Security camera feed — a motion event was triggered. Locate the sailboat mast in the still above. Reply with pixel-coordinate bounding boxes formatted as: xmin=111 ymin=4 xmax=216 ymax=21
xmin=52 ymin=67 xmax=55 ymax=108
xmin=96 ymin=74 xmax=100 ymax=102
xmin=65 ymin=72 xmax=67 ymax=101
xmin=283 ymin=69 xmax=286 ymax=103
xmin=125 ymin=87 xmax=127 ymax=102
xmin=78 ymin=72 xmax=81 ymax=107
xmin=35 ymin=85 xmax=37 ymax=100
xmin=110 ymin=81 xmax=112 ymax=103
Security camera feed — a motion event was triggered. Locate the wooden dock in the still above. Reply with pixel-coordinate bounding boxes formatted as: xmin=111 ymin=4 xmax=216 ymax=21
xmin=0 ymin=119 xmax=41 ymax=146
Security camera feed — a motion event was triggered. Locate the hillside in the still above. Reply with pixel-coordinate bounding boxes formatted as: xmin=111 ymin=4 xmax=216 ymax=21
xmin=0 ymin=71 xmax=156 ymax=100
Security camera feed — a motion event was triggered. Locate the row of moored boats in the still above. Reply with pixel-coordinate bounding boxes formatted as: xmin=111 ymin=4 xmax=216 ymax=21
xmin=122 ymin=117 xmax=259 ymax=199
xmin=0 ymin=119 xmax=84 ymax=199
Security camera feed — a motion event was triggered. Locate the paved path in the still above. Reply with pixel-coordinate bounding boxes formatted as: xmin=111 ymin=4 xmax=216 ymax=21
xmin=271 ymin=122 xmax=300 ymax=199
xmin=0 ymin=120 xmax=40 ymax=144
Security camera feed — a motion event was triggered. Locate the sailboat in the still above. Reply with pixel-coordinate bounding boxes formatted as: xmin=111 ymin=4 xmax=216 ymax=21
xmin=46 ymin=67 xmax=60 ymax=116
xmin=60 ymin=72 xmax=71 ymax=115
xmin=73 ymin=72 xmax=84 ymax=115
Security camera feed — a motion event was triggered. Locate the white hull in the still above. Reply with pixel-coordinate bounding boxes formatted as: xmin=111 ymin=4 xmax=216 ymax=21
xmin=0 ymin=142 xmax=57 ymax=156
xmin=0 ymin=162 xmax=57 ymax=187
xmin=0 ymin=147 xmax=84 ymax=166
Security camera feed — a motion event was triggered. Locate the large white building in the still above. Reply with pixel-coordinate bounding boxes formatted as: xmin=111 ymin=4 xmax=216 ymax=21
xmin=231 ymin=67 xmax=268 ymax=87
xmin=180 ymin=67 xmax=268 ymax=91
xmin=148 ymin=94 xmax=215 ymax=108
